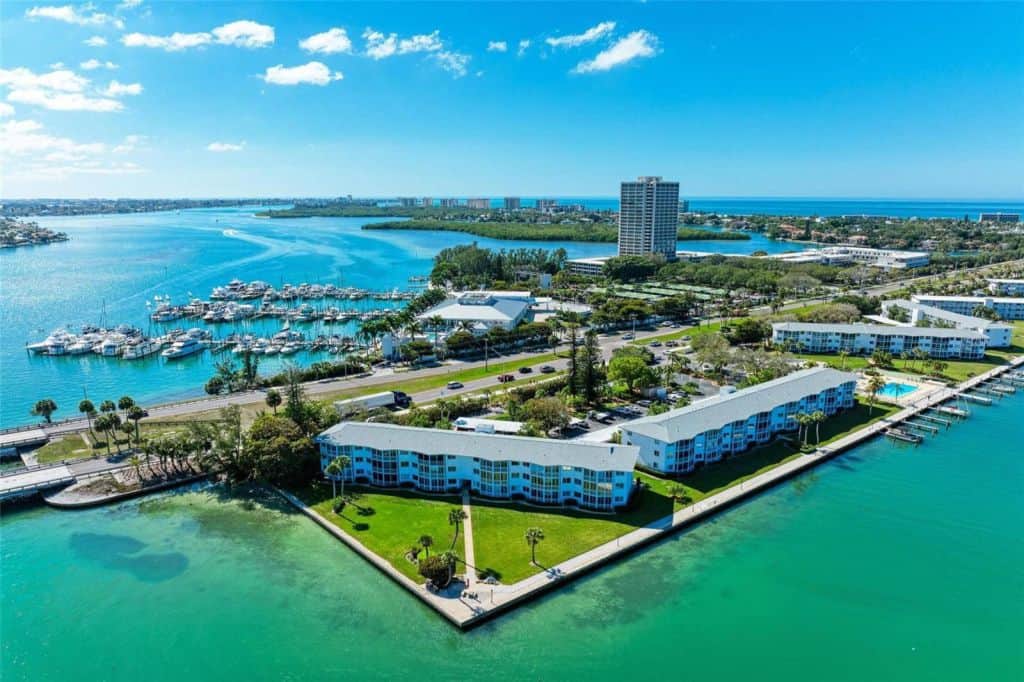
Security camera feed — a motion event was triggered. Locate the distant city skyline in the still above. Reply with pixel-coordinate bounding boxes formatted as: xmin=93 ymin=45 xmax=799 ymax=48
xmin=2 ymin=2 xmax=1023 ymax=199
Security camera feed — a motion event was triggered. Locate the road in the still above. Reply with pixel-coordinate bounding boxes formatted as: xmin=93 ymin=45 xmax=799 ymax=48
xmin=13 ymin=257 xmax=1021 ymax=437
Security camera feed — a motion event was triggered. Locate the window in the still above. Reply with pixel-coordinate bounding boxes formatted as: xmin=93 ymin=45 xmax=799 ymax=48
xmin=447 ymin=466 xmax=456 ymax=472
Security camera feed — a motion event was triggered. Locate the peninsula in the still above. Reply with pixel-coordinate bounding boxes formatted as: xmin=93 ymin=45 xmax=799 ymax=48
xmin=1 ymin=218 xmax=68 ymax=248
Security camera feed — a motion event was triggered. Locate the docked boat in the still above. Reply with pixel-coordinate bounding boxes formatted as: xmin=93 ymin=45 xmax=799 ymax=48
xmin=161 ymin=335 xmax=204 ymax=359
xmin=123 ymin=338 xmax=162 ymax=360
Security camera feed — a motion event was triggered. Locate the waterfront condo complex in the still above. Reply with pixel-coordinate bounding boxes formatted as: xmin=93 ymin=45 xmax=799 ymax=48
xmin=881 ymin=299 xmax=1013 ymax=348
xmin=910 ymin=294 xmax=1024 ymax=321
xmin=617 ymin=176 xmax=680 ymax=259
xmin=771 ymin=322 xmax=987 ymax=359
xmin=621 ymin=367 xmax=858 ymax=474
xmin=316 ymin=422 xmax=639 ymax=511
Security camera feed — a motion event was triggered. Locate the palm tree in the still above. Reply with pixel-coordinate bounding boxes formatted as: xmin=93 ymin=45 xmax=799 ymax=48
xmin=265 ymin=389 xmax=282 ymax=414
xmin=129 ymin=454 xmax=143 ymax=483
xmin=790 ymin=411 xmax=808 ymax=444
xmin=525 ymin=527 xmax=545 ymax=565
xmin=31 ymin=398 xmax=58 ymax=423
xmin=99 ymin=399 xmax=116 ymax=415
xmin=94 ymin=414 xmax=112 ymax=454
xmin=838 ymin=350 xmax=849 ymax=371
xmin=127 ymin=405 xmax=145 ymax=445
xmin=866 ymin=374 xmax=886 ymax=414
xmin=106 ymin=414 xmax=123 ymax=453
xmin=427 ymin=315 xmax=445 ymax=348
xmin=117 ymin=395 xmax=135 ymax=420
xmin=78 ymin=399 xmax=96 ymax=436
xmin=419 ymin=534 xmax=433 ymax=558
xmin=324 ymin=454 xmax=350 ymax=499
xmin=448 ymin=508 xmax=467 ymax=549
xmin=439 ymin=550 xmax=458 ymax=585
xmin=811 ymin=410 xmax=826 ymax=444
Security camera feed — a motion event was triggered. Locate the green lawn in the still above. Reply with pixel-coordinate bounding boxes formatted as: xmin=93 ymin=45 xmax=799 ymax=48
xmin=297 ymin=483 xmax=463 ymax=582
xmin=469 ymin=486 xmax=674 ymax=583
xmin=798 ymin=351 xmax=1019 ymax=384
xmin=34 ymin=433 xmax=92 ymax=463
xmin=630 ymin=321 xmax=723 ymax=345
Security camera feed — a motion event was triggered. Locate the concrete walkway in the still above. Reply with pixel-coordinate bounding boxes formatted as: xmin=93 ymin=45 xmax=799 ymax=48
xmin=460 ymin=491 xmax=477 ymax=588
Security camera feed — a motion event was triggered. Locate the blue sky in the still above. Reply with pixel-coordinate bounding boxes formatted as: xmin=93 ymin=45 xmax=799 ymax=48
xmin=2 ymin=1 xmax=1022 ymax=199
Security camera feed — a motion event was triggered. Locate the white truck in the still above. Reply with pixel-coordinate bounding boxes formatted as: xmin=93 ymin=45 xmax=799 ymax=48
xmin=333 ymin=390 xmax=411 ymax=417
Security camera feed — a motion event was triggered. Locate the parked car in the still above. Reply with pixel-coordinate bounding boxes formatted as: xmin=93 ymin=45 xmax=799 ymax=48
xmin=540 ymin=365 xmax=556 ymax=374
xmin=649 ymin=340 xmax=662 ymax=347
xmin=637 ymin=399 xmax=653 ymax=407
xmin=497 ymin=374 xmax=515 ymax=383
xmin=665 ymin=340 xmax=679 ymax=347
xmin=446 ymin=381 xmax=464 ymax=389
xmin=621 ymin=333 xmax=635 ymax=340
xmin=518 ymin=366 xmax=533 ymax=374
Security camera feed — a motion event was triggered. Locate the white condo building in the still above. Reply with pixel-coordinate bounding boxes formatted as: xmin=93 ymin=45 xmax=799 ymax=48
xmin=911 ymin=295 xmax=1024 ymax=321
xmin=881 ymin=299 xmax=1012 ymax=348
xmin=987 ymin=279 xmax=1024 ymax=296
xmin=317 ymin=422 xmax=639 ymax=510
xmin=772 ymin=322 xmax=987 ymax=359
xmin=767 ymin=246 xmax=930 ymax=269
xmin=617 ymin=176 xmax=680 ymax=259
xmin=621 ymin=367 xmax=857 ymax=474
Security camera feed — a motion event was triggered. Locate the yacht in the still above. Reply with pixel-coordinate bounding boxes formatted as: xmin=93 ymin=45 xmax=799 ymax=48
xmin=161 ymin=336 xmax=204 ymax=359
xmin=123 ymin=338 xmax=162 ymax=360
xmin=27 ymin=329 xmax=71 ymax=354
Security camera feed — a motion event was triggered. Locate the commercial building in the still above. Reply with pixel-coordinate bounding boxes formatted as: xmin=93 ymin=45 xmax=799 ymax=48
xmin=766 ymin=246 xmax=930 ymax=269
xmin=881 ymin=299 xmax=1012 ymax=348
xmin=621 ymin=367 xmax=857 ymax=474
xmin=566 ymin=250 xmax=714 ymax=276
xmin=416 ymin=290 xmax=532 ymax=332
xmin=979 ymin=213 xmax=1020 ymax=223
xmin=317 ymin=422 xmax=638 ymax=510
xmin=536 ymin=199 xmax=558 ymax=212
xmin=466 ymin=198 xmax=491 ymax=210
xmin=771 ymin=322 xmax=987 ymax=359
xmin=503 ymin=197 xmax=521 ymax=211
xmin=617 ymin=176 xmax=680 ymax=259
xmin=911 ymin=295 xmax=1024 ymax=321
xmin=987 ymin=279 xmax=1024 ymax=296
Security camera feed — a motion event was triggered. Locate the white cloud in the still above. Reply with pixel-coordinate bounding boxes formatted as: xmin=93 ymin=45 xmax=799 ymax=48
xmin=25 ymin=4 xmax=123 ymax=28
xmin=299 ymin=27 xmax=352 ymax=54
xmin=398 ymin=31 xmax=442 ymax=54
xmin=0 ymin=103 xmax=15 ymax=117
xmin=487 ymin=41 xmax=507 ymax=53
xmin=104 ymin=80 xmax=142 ymax=96
xmin=517 ymin=39 xmax=530 ymax=57
xmin=112 ymin=134 xmax=146 ymax=153
xmin=122 ymin=31 xmax=212 ymax=51
xmin=362 ymin=28 xmax=397 ymax=59
xmin=81 ymin=59 xmax=118 ymax=70
xmin=84 ymin=35 xmax=107 ymax=47
xmin=207 ymin=141 xmax=245 ymax=152
xmin=363 ymin=28 xmax=446 ymax=59
xmin=117 ymin=0 xmax=143 ymax=9
xmin=573 ymin=30 xmax=659 ymax=73
xmin=0 ymin=67 xmax=126 ymax=112
xmin=432 ymin=51 xmax=470 ymax=78
xmin=261 ymin=62 xmax=342 ymax=86
xmin=546 ymin=21 xmax=616 ymax=48
xmin=212 ymin=20 xmax=274 ymax=48
xmin=1 ymin=118 xmax=145 ymax=180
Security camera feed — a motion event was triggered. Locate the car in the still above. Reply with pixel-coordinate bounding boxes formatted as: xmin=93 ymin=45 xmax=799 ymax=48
xmin=637 ymin=399 xmax=652 ymax=407
xmin=681 ymin=335 xmax=692 ymax=341
xmin=518 ymin=366 xmax=533 ymax=374
xmin=621 ymin=333 xmax=635 ymax=340
xmin=540 ymin=365 xmax=556 ymax=374
xmin=665 ymin=340 xmax=679 ymax=347
xmin=497 ymin=374 xmax=515 ymax=383
xmin=649 ymin=340 xmax=662 ymax=347
xmin=446 ymin=381 xmax=463 ymax=389
xmin=593 ymin=412 xmax=612 ymax=423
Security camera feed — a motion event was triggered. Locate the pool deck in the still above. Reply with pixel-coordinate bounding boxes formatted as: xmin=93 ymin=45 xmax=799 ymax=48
xmin=279 ymin=356 xmax=1024 ymax=630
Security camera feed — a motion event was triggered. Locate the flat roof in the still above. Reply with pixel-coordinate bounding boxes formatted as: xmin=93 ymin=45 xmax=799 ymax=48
xmin=912 ymin=294 xmax=1024 ymax=304
xmin=884 ymin=299 xmax=1011 ymax=331
xmin=986 ymin=279 xmax=1024 ymax=285
xmin=317 ymin=422 xmax=639 ymax=471
xmin=621 ymin=367 xmax=857 ymax=443
xmin=772 ymin=322 xmax=986 ymax=339
xmin=418 ymin=296 xmax=529 ymax=322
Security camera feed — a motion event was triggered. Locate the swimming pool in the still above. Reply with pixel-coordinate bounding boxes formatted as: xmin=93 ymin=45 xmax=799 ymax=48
xmin=877 ymin=381 xmax=918 ymax=398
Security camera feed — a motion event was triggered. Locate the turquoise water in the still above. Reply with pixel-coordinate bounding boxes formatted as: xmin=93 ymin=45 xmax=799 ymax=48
xmin=1 ymin=207 xmax=799 ymax=428
xmin=879 ymin=382 xmax=919 ymax=398
xmin=3 ymin=395 xmax=1021 ymax=680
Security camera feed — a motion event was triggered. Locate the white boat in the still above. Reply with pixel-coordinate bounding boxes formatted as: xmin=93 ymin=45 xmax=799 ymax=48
xmin=98 ymin=334 xmax=127 ymax=357
xmin=66 ymin=339 xmax=94 ymax=355
xmin=123 ymin=338 xmax=162 ymax=360
xmin=280 ymin=344 xmax=300 ymax=355
xmin=161 ymin=336 xmax=204 ymax=359
xmin=27 ymin=329 xmax=71 ymax=354
xmin=264 ymin=345 xmax=281 ymax=355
